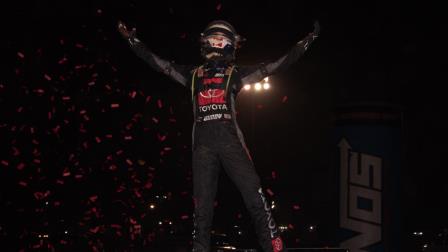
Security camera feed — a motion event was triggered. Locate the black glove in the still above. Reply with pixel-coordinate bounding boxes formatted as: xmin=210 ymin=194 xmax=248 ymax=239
xmin=117 ymin=20 xmax=136 ymax=40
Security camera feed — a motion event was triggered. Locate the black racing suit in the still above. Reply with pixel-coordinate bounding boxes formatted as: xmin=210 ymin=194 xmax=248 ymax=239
xmin=126 ymin=33 xmax=317 ymax=252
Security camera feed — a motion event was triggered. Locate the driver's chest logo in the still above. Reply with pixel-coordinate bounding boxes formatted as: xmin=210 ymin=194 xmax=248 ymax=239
xmin=197 ymin=74 xmax=227 ymax=106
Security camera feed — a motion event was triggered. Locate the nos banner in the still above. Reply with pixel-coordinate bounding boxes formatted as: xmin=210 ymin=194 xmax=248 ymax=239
xmin=333 ymin=103 xmax=402 ymax=252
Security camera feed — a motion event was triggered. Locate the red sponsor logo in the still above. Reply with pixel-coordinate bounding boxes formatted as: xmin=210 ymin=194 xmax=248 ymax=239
xmin=203 ymin=77 xmax=224 ymax=85
xmin=198 ymin=89 xmax=225 ymax=106
xmin=271 ymin=237 xmax=283 ymax=252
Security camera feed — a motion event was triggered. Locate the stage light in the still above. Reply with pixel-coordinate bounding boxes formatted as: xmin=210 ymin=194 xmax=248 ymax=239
xmin=243 ymin=84 xmax=251 ymax=90
xmin=149 ymin=204 xmax=155 ymax=209
xmin=263 ymin=83 xmax=270 ymax=90
xmin=254 ymin=83 xmax=262 ymax=91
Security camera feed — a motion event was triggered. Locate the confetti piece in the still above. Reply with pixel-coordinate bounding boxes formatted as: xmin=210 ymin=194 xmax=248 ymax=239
xmin=89 ymin=226 xmax=100 ymax=233
xmin=17 ymin=52 xmax=25 ymax=58
xmin=157 ymin=134 xmax=166 ymax=142
xmin=58 ymin=57 xmax=68 ymax=64
xmin=44 ymin=74 xmax=52 ymax=81
xmin=17 ymin=163 xmax=25 ymax=170
xmin=282 ymin=96 xmax=288 ymax=103
xmin=144 ymin=181 xmax=152 ymax=189
xmin=1 ymin=160 xmax=9 ymax=166
xmin=34 ymin=89 xmax=45 ymax=95
xmin=111 ymin=103 xmax=120 ymax=108
xmin=293 ymin=205 xmax=301 ymax=210
xmin=157 ymin=99 xmax=163 ymax=108
xmin=89 ymin=195 xmax=98 ymax=202
xmin=216 ymin=3 xmax=222 ymax=11
xmin=266 ymin=188 xmax=274 ymax=196
xmin=181 ymin=215 xmax=189 ymax=220
xmin=62 ymin=168 xmax=71 ymax=177
xmin=18 ymin=181 xmax=28 ymax=187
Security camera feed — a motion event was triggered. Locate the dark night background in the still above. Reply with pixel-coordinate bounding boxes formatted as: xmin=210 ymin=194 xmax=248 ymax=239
xmin=0 ymin=0 xmax=445 ymax=251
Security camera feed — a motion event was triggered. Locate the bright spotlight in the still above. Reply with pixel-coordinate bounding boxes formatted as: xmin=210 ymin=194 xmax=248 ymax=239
xmin=254 ymin=83 xmax=262 ymax=91
xmin=243 ymin=84 xmax=251 ymax=90
xmin=263 ymin=83 xmax=270 ymax=90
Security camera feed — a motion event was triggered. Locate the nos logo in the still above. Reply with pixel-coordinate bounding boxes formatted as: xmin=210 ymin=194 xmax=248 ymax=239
xmin=338 ymin=138 xmax=382 ymax=252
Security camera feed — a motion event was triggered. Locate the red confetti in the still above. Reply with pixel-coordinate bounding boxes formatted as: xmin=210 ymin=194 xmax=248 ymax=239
xmin=157 ymin=99 xmax=163 ymax=108
xmin=216 ymin=3 xmax=222 ymax=11
xmin=157 ymin=134 xmax=166 ymax=142
xmin=89 ymin=195 xmax=98 ymax=202
xmin=181 ymin=215 xmax=189 ymax=220
xmin=58 ymin=57 xmax=68 ymax=64
xmin=145 ymin=96 xmax=151 ymax=103
xmin=152 ymin=117 xmax=159 ymax=124
xmin=18 ymin=181 xmax=28 ymax=187
xmin=62 ymin=168 xmax=71 ymax=177
xmin=75 ymin=43 xmax=84 ymax=48
xmin=130 ymin=91 xmax=137 ymax=98
xmin=17 ymin=163 xmax=26 ymax=170
xmin=17 ymin=52 xmax=25 ymax=58
xmin=111 ymin=103 xmax=120 ymax=108
xmin=144 ymin=181 xmax=153 ymax=189
xmin=293 ymin=205 xmax=301 ymax=210
xmin=89 ymin=226 xmax=100 ymax=234
xmin=44 ymin=74 xmax=52 ymax=81
xmin=266 ymin=188 xmax=274 ymax=196
xmin=126 ymin=159 xmax=133 ymax=166
xmin=62 ymin=96 xmax=71 ymax=101
xmin=95 ymin=137 xmax=101 ymax=143
xmin=34 ymin=89 xmax=45 ymax=95
xmin=282 ymin=96 xmax=288 ymax=103
xmin=1 ymin=160 xmax=9 ymax=166
xmin=271 ymin=171 xmax=277 ymax=179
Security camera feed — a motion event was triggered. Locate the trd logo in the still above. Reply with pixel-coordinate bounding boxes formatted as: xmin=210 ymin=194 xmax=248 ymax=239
xmin=338 ymin=138 xmax=382 ymax=252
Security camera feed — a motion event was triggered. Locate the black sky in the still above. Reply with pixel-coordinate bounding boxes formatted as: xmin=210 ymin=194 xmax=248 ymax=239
xmin=1 ymin=0 xmax=446 ymax=242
